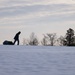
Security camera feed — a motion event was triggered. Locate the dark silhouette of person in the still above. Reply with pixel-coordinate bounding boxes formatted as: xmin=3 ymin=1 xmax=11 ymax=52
xmin=14 ymin=31 xmax=21 ymax=45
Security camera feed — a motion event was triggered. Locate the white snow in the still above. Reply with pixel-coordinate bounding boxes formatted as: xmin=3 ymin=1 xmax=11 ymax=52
xmin=0 ymin=45 xmax=75 ymax=75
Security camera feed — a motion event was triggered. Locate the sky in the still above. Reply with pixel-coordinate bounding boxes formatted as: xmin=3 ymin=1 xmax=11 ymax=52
xmin=0 ymin=0 xmax=75 ymax=44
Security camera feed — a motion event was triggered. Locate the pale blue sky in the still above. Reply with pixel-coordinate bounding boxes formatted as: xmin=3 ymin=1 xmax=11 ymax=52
xmin=0 ymin=0 xmax=75 ymax=44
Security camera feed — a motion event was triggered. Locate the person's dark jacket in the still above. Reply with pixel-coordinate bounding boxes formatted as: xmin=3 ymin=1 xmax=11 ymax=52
xmin=14 ymin=31 xmax=21 ymax=40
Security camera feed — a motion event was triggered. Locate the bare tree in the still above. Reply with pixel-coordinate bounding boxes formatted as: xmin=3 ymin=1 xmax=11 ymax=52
xmin=29 ymin=32 xmax=39 ymax=46
xmin=57 ymin=36 xmax=65 ymax=46
xmin=23 ymin=38 xmax=26 ymax=45
xmin=41 ymin=34 xmax=48 ymax=46
xmin=23 ymin=38 xmax=29 ymax=45
xmin=46 ymin=33 xmax=57 ymax=46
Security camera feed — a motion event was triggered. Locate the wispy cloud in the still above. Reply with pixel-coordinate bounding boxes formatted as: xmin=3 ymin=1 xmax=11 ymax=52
xmin=0 ymin=0 xmax=75 ymax=8
xmin=0 ymin=4 xmax=75 ymax=25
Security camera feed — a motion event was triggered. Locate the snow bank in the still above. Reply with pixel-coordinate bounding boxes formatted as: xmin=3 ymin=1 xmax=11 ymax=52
xmin=0 ymin=45 xmax=75 ymax=75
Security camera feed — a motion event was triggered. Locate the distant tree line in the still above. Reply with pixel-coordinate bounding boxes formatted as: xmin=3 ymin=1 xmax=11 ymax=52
xmin=23 ymin=28 xmax=75 ymax=46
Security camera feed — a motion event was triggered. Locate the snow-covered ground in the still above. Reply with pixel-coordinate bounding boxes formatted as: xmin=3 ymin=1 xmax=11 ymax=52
xmin=0 ymin=46 xmax=75 ymax=75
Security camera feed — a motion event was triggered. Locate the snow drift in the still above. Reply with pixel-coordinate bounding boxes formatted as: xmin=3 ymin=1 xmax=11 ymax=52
xmin=0 ymin=46 xmax=75 ymax=75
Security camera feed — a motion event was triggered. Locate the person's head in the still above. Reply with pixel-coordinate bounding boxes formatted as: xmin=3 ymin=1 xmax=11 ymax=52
xmin=18 ymin=31 xmax=21 ymax=34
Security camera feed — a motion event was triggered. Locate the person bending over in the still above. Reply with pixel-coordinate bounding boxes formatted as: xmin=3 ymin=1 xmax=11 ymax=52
xmin=14 ymin=31 xmax=21 ymax=45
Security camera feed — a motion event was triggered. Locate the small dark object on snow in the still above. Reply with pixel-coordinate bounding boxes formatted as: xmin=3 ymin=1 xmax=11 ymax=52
xmin=3 ymin=40 xmax=14 ymax=45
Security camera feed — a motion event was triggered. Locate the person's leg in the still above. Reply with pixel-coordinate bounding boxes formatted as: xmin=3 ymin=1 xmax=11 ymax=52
xmin=14 ymin=40 xmax=16 ymax=45
xmin=17 ymin=40 xmax=19 ymax=45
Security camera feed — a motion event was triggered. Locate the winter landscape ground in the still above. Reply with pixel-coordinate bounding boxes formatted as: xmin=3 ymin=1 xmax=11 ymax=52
xmin=0 ymin=45 xmax=75 ymax=75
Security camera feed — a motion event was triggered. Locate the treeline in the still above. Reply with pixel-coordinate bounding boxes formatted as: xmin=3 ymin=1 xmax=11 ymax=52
xmin=22 ymin=28 xmax=75 ymax=46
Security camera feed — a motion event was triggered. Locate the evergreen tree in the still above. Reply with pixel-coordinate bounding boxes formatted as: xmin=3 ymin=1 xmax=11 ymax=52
xmin=65 ymin=28 xmax=75 ymax=46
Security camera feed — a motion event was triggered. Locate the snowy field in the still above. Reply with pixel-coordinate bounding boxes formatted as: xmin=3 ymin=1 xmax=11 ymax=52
xmin=0 ymin=46 xmax=75 ymax=75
